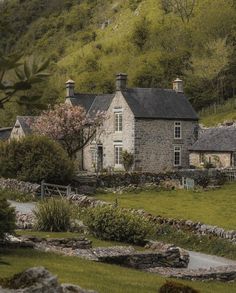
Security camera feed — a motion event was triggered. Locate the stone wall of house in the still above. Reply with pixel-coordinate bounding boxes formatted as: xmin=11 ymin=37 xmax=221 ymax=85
xmin=134 ymin=119 xmax=198 ymax=173
xmin=10 ymin=120 xmax=25 ymax=140
xmin=190 ymin=152 xmax=232 ymax=168
xmin=83 ymin=91 xmax=135 ymax=172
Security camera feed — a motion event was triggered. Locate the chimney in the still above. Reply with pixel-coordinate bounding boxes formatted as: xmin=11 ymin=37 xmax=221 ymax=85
xmin=173 ymin=77 xmax=183 ymax=93
xmin=65 ymin=79 xmax=75 ymax=97
xmin=116 ymin=73 xmax=128 ymax=91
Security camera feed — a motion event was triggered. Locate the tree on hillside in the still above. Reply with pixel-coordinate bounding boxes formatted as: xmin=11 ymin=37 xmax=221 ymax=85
xmin=0 ymin=53 xmax=49 ymax=109
xmin=33 ymin=103 xmax=106 ymax=159
xmin=161 ymin=0 xmax=196 ymax=22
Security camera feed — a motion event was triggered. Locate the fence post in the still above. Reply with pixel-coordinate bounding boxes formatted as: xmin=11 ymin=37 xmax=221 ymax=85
xmin=41 ymin=180 xmax=45 ymax=199
xmin=67 ymin=185 xmax=71 ymax=196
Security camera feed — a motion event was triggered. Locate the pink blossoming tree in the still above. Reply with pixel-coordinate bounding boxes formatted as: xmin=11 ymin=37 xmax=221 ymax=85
xmin=33 ymin=103 xmax=106 ymax=159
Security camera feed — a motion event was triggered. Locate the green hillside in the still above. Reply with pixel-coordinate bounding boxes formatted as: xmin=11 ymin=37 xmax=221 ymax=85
xmin=1 ymin=0 xmax=236 ymax=125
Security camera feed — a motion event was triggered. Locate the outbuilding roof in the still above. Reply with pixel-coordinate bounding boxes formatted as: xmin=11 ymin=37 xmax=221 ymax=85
xmin=189 ymin=127 xmax=236 ymax=152
xmin=0 ymin=127 xmax=12 ymax=141
xmin=16 ymin=116 xmax=38 ymax=135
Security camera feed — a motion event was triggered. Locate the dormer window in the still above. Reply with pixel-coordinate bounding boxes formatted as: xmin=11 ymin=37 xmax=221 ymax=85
xmin=114 ymin=110 xmax=123 ymax=132
xmin=174 ymin=122 xmax=181 ymax=139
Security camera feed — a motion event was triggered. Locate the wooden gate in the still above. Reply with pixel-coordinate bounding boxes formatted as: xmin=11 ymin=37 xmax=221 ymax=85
xmin=40 ymin=181 xmax=75 ymax=198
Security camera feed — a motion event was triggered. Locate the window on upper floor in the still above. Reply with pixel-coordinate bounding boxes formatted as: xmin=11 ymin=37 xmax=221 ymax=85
xmin=174 ymin=146 xmax=181 ymax=167
xmin=174 ymin=121 xmax=182 ymax=139
xmin=115 ymin=112 xmax=123 ymax=132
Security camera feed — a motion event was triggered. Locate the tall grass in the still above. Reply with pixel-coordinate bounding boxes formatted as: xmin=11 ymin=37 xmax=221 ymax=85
xmin=34 ymin=198 xmax=73 ymax=232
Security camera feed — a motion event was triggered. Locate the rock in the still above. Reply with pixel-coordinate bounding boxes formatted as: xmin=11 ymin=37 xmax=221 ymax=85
xmin=61 ymin=284 xmax=97 ymax=293
xmin=74 ymin=246 xmax=189 ymax=269
xmin=0 ymin=267 xmax=97 ymax=293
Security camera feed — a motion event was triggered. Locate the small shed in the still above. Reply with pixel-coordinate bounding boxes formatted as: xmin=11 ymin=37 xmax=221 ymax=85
xmin=189 ymin=127 xmax=236 ymax=168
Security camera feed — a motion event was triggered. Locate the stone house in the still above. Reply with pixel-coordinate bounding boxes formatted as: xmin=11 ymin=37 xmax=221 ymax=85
xmin=66 ymin=74 xmax=199 ymax=173
xmin=189 ymin=126 xmax=236 ymax=168
xmin=10 ymin=116 xmax=37 ymax=140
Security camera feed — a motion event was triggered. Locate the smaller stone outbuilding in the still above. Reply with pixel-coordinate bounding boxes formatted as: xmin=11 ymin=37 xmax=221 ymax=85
xmin=189 ymin=126 xmax=236 ymax=168
xmin=0 ymin=127 xmax=12 ymax=141
xmin=10 ymin=116 xmax=37 ymax=140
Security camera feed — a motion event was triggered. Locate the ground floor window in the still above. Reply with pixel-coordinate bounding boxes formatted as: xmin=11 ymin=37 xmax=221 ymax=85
xmin=174 ymin=146 xmax=181 ymax=166
xmin=115 ymin=145 xmax=123 ymax=166
xmin=90 ymin=147 xmax=97 ymax=166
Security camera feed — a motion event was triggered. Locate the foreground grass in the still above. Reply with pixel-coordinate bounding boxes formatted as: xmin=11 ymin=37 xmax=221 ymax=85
xmin=0 ymin=248 xmax=235 ymax=293
xmin=17 ymin=229 xmax=236 ymax=261
xmin=96 ymin=183 xmax=236 ymax=230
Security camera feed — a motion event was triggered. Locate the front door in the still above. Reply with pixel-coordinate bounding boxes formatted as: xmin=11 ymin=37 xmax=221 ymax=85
xmin=97 ymin=146 xmax=103 ymax=172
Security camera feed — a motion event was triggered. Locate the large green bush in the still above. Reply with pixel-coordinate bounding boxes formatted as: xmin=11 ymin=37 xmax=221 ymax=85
xmin=34 ymin=198 xmax=73 ymax=232
xmin=83 ymin=206 xmax=155 ymax=245
xmin=0 ymin=199 xmax=16 ymax=239
xmin=0 ymin=136 xmax=74 ymax=184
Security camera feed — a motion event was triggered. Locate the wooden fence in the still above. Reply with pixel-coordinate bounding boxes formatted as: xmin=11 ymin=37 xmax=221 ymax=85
xmin=199 ymin=98 xmax=236 ymax=118
xmin=221 ymin=169 xmax=236 ymax=182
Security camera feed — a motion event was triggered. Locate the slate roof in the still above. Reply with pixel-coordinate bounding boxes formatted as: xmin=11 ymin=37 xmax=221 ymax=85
xmin=68 ymin=93 xmax=115 ymax=116
xmin=189 ymin=127 xmax=236 ymax=152
xmin=0 ymin=127 xmax=12 ymax=141
xmin=121 ymin=88 xmax=198 ymax=120
xmin=67 ymin=88 xmax=198 ymax=121
xmin=16 ymin=116 xmax=38 ymax=135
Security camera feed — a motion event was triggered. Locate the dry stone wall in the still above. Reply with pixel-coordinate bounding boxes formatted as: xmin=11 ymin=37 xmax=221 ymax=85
xmin=67 ymin=194 xmax=236 ymax=244
xmin=0 ymin=177 xmax=40 ymax=195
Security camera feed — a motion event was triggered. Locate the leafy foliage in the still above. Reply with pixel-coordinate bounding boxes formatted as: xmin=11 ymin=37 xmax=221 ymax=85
xmin=83 ymin=205 xmax=155 ymax=245
xmin=0 ymin=199 xmax=16 ymax=239
xmin=0 ymin=53 xmax=49 ymax=109
xmin=34 ymin=198 xmax=73 ymax=232
xmin=33 ymin=103 xmax=106 ymax=158
xmin=0 ymin=136 xmax=74 ymax=184
xmin=122 ymin=150 xmax=134 ymax=172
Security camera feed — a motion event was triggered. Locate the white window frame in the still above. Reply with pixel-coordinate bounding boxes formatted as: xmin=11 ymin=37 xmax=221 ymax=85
xmin=114 ymin=144 xmax=123 ymax=166
xmin=174 ymin=146 xmax=182 ymax=167
xmin=90 ymin=147 xmax=97 ymax=166
xmin=114 ymin=109 xmax=123 ymax=133
xmin=174 ymin=121 xmax=182 ymax=139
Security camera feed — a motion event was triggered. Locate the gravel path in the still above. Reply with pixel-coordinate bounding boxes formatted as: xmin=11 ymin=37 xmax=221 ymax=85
xmin=9 ymin=200 xmax=36 ymax=214
xmin=188 ymin=251 xmax=236 ymax=269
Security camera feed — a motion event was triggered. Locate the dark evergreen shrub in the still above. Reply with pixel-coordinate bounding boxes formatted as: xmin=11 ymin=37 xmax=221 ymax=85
xmin=0 ymin=199 xmax=16 ymax=239
xmin=159 ymin=281 xmax=199 ymax=293
xmin=0 ymin=136 xmax=74 ymax=184
xmin=84 ymin=205 xmax=155 ymax=245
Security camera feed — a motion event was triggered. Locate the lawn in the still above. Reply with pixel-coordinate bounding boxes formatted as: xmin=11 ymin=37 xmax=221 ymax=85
xmin=1 ymin=248 xmax=236 ymax=293
xmin=95 ymin=183 xmax=236 ymax=230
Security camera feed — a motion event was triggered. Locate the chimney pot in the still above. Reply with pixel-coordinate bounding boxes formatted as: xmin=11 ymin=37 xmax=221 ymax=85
xmin=116 ymin=73 xmax=128 ymax=91
xmin=173 ymin=77 xmax=183 ymax=93
xmin=66 ymin=79 xmax=75 ymax=97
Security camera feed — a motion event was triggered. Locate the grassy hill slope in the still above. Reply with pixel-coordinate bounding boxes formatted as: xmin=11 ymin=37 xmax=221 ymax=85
xmin=1 ymin=0 xmax=236 ymax=125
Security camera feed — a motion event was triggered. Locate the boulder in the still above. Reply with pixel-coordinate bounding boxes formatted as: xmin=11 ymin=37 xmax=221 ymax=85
xmin=0 ymin=267 xmax=97 ymax=293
